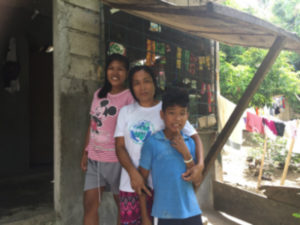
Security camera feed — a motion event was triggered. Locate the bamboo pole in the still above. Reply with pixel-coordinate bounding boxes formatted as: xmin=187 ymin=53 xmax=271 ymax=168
xmin=280 ymin=121 xmax=299 ymax=185
xmin=257 ymin=135 xmax=268 ymax=189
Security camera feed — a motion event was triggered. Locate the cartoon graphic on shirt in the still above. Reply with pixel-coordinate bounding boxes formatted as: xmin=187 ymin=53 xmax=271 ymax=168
xmin=91 ymin=99 xmax=117 ymax=134
xmin=130 ymin=120 xmax=154 ymax=144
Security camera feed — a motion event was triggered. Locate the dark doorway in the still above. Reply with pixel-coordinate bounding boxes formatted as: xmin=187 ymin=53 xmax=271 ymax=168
xmin=0 ymin=2 xmax=53 ymax=222
xmin=29 ymin=51 xmax=53 ymax=166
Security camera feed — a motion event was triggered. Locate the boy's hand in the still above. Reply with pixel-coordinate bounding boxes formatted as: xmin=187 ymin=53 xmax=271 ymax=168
xmin=182 ymin=163 xmax=204 ymax=186
xmin=171 ymin=130 xmax=189 ymax=156
xmin=80 ymin=151 xmax=88 ymax=171
xmin=129 ymin=169 xmax=152 ymax=196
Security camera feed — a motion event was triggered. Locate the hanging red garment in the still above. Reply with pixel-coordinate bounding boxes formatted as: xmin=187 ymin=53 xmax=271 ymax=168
xmin=246 ymin=112 xmax=264 ymax=134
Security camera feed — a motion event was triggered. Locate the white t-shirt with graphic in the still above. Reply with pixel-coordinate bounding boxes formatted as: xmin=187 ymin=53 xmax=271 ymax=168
xmin=114 ymin=101 xmax=197 ymax=192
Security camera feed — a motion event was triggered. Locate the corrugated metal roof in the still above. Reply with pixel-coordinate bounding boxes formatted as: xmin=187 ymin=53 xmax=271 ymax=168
xmin=102 ymin=0 xmax=300 ymax=54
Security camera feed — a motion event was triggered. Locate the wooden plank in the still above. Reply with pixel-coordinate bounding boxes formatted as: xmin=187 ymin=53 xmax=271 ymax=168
xmin=102 ymin=1 xmax=300 ymax=53
xmin=280 ymin=120 xmax=299 ymax=185
xmin=127 ymin=10 xmax=300 ymax=52
xmin=202 ymin=36 xmax=286 ymax=179
xmin=257 ymin=135 xmax=267 ymax=188
xmin=213 ymin=181 xmax=300 ymax=225
xmin=259 ymin=185 xmax=300 ymax=208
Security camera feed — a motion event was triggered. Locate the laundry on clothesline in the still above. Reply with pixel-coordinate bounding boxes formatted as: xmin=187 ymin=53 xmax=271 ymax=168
xmin=245 ymin=112 xmax=286 ymax=138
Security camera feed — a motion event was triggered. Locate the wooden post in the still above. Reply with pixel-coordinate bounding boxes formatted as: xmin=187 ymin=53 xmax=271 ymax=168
xmin=257 ymin=135 xmax=268 ymax=189
xmin=202 ymin=36 xmax=286 ymax=179
xmin=280 ymin=121 xmax=299 ymax=185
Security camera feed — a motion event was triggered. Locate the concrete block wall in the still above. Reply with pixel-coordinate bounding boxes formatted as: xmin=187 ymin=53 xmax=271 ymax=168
xmin=53 ymin=1 xmax=117 ymax=224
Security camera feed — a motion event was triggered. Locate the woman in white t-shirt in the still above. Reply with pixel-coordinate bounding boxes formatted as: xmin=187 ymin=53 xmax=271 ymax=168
xmin=114 ymin=65 xmax=204 ymax=225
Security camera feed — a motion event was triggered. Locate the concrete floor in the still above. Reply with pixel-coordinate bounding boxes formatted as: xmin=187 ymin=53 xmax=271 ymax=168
xmin=0 ymin=166 xmax=54 ymax=225
xmin=202 ymin=209 xmax=252 ymax=225
xmin=0 ymin=167 xmax=251 ymax=225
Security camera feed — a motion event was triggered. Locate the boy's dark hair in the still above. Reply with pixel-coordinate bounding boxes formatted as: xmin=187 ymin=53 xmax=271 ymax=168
xmin=128 ymin=65 xmax=157 ymax=102
xmin=162 ymin=87 xmax=189 ymax=112
xmin=98 ymin=54 xmax=129 ymax=98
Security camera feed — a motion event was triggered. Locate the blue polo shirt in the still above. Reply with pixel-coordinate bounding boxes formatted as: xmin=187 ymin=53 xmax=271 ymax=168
xmin=139 ymin=130 xmax=201 ymax=219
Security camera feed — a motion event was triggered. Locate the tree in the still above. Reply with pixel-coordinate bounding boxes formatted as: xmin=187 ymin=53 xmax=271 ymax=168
xmin=271 ymin=0 xmax=300 ymax=70
xmin=220 ymin=46 xmax=300 ymax=113
xmin=219 ymin=0 xmax=300 ymax=114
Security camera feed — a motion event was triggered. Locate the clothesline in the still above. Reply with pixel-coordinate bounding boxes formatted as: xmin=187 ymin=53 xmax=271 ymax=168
xmin=246 ymin=112 xmax=285 ymax=137
xmin=246 ymin=112 xmax=299 ymax=138
xmin=246 ymin=111 xmax=300 ymax=188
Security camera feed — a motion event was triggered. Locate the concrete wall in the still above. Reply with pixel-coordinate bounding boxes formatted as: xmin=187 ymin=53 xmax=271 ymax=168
xmin=197 ymin=132 xmax=216 ymax=210
xmin=53 ymin=1 xmax=119 ymax=224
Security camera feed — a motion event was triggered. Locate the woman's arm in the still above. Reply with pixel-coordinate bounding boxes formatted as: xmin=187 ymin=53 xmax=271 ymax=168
xmin=115 ymin=137 xmax=151 ymax=196
xmin=182 ymin=134 xmax=204 ymax=188
xmin=138 ymin=167 xmax=152 ymax=225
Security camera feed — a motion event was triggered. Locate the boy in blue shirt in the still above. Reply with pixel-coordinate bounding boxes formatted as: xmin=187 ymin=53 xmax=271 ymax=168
xmin=138 ymin=87 xmax=203 ymax=225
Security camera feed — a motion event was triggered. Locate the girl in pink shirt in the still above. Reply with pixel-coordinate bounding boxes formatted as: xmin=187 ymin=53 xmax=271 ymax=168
xmin=81 ymin=54 xmax=134 ymax=225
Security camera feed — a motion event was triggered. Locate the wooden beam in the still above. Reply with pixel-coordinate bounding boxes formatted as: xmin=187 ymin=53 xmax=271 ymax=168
xmin=202 ymin=36 xmax=286 ymax=179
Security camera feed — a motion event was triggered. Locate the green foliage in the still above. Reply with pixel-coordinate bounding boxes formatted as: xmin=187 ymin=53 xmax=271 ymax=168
xmin=245 ymin=132 xmax=300 ymax=166
xmin=223 ymin=0 xmax=242 ymax=9
xmin=220 ymin=45 xmax=300 ymax=113
xmin=293 ymin=212 xmax=300 ymax=219
xmin=271 ymin=0 xmax=300 ymax=70
xmin=272 ymin=0 xmax=300 ymax=34
xmin=219 ymin=0 xmax=300 ymax=113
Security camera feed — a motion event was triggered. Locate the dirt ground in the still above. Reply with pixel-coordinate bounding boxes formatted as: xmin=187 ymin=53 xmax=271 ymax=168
xmin=222 ymin=143 xmax=300 ymax=195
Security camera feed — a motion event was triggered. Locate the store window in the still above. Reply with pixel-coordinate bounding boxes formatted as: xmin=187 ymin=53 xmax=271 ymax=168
xmin=104 ymin=6 xmax=217 ymax=130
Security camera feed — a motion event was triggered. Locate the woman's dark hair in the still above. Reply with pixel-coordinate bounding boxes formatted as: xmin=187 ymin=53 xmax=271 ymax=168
xmin=98 ymin=54 xmax=129 ymax=98
xmin=128 ymin=65 xmax=157 ymax=102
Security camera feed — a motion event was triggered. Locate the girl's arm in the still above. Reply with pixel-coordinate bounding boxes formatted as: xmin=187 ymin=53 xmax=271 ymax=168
xmin=138 ymin=167 xmax=152 ymax=225
xmin=115 ymin=137 xmax=152 ymax=196
xmin=81 ymin=123 xmax=91 ymax=171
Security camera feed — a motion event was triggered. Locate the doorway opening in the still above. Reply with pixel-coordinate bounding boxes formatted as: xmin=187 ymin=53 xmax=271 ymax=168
xmin=0 ymin=1 xmax=53 ymax=222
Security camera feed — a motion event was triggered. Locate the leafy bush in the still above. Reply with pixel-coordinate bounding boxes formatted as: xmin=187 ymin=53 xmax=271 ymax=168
xmin=245 ymin=132 xmax=300 ymax=168
xmin=293 ymin=212 xmax=300 ymax=219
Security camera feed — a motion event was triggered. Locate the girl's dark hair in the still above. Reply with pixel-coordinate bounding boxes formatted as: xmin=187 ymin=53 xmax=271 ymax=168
xmin=128 ymin=65 xmax=157 ymax=102
xmin=98 ymin=54 xmax=129 ymax=98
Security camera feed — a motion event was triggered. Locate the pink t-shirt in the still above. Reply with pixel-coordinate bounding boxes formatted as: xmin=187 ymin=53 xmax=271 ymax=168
xmin=85 ymin=88 xmax=134 ymax=162
xmin=246 ymin=112 xmax=264 ymax=135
